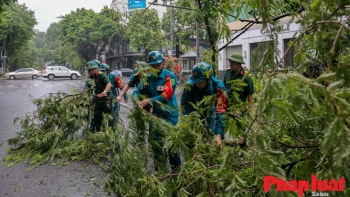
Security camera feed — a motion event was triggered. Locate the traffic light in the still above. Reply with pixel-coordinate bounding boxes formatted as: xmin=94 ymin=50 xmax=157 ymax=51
xmin=175 ymin=37 xmax=180 ymax=58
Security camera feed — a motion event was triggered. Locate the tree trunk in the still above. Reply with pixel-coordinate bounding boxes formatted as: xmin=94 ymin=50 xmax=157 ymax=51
xmin=196 ymin=0 xmax=217 ymax=77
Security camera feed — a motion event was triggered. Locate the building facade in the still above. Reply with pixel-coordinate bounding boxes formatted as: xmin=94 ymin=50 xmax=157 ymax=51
xmin=217 ymin=17 xmax=301 ymax=80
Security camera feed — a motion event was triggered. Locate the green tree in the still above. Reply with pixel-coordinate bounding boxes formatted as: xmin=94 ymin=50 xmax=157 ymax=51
xmin=127 ymin=8 xmax=163 ymax=54
xmin=0 ymin=0 xmax=15 ymax=13
xmin=161 ymin=0 xmax=207 ymax=46
xmin=100 ymin=5 xmax=121 ymax=22
xmin=40 ymin=22 xmax=67 ymax=66
xmin=32 ymin=29 xmax=45 ymax=49
xmin=0 ymin=3 xmax=37 ymax=68
xmin=44 ymin=22 xmax=62 ymax=49
xmin=59 ymin=8 xmax=123 ymax=67
xmin=10 ymin=40 xmax=42 ymax=70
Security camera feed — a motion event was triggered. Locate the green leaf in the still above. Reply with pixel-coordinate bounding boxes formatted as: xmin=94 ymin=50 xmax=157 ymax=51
xmin=310 ymin=0 xmax=321 ymax=9
xmin=256 ymin=133 xmax=267 ymax=151
xmin=321 ymin=117 xmax=339 ymax=153
xmin=267 ymin=150 xmax=284 ymax=156
xmin=315 ymin=72 xmax=336 ymax=82
xmin=326 ymin=80 xmax=344 ymax=92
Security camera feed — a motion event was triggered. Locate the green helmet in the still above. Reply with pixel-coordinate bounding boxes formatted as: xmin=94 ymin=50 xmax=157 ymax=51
xmin=189 ymin=62 xmax=213 ymax=83
xmin=135 ymin=61 xmax=150 ymax=71
xmin=99 ymin=63 xmax=109 ymax=71
xmin=227 ymin=53 xmax=245 ymax=64
xmin=99 ymin=64 xmax=107 ymax=71
xmin=148 ymin=51 xmax=164 ymax=65
xmin=85 ymin=61 xmax=98 ymax=70
xmin=92 ymin=59 xmax=101 ymax=66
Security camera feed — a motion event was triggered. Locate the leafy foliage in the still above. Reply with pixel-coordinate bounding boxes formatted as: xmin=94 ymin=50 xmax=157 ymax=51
xmin=161 ymin=0 xmax=203 ymax=46
xmin=0 ymin=0 xmax=15 ymax=14
xmin=0 ymin=3 xmax=37 ymax=69
xmin=127 ymin=8 xmax=164 ymax=54
xmin=32 ymin=30 xmax=45 ymax=49
xmin=3 ymin=0 xmax=350 ymax=197
xmin=59 ymin=7 xmax=123 ymax=65
xmin=9 ymin=40 xmax=42 ymax=70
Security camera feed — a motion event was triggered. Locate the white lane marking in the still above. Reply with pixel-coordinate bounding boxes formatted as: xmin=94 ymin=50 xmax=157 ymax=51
xmin=34 ymin=84 xmax=39 ymax=86
xmin=8 ymin=85 xmax=14 ymax=87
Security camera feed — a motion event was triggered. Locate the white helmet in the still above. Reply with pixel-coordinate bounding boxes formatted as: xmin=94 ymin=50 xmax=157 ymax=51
xmin=112 ymin=70 xmax=123 ymax=78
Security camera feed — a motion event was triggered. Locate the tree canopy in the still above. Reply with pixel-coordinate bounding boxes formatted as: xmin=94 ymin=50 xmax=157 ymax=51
xmin=0 ymin=3 xmax=36 ymax=58
xmin=0 ymin=0 xmax=15 ymax=13
xmin=126 ymin=8 xmax=164 ymax=54
xmin=59 ymin=8 xmax=123 ymax=65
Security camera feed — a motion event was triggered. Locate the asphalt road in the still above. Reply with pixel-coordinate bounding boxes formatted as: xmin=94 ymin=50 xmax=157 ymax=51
xmin=0 ymin=76 xmax=184 ymax=197
xmin=0 ymin=77 xmax=135 ymax=197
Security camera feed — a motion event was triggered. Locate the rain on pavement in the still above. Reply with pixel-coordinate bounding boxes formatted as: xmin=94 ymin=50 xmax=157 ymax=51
xmin=0 ymin=76 xmax=184 ymax=197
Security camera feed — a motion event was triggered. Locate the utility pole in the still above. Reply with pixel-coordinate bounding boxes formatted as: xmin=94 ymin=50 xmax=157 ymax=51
xmin=170 ymin=0 xmax=173 ymax=57
xmin=196 ymin=21 xmax=199 ymax=62
xmin=149 ymin=1 xmax=197 ymax=59
xmin=195 ymin=2 xmax=199 ymax=63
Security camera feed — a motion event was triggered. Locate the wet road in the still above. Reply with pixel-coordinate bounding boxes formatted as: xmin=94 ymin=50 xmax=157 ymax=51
xmin=0 ymin=77 xmax=135 ymax=197
xmin=0 ymin=76 xmax=184 ymax=197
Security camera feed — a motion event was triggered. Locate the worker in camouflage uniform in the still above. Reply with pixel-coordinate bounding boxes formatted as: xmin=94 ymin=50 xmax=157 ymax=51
xmin=224 ymin=53 xmax=255 ymax=147
xmin=134 ymin=51 xmax=181 ymax=172
xmin=181 ymin=62 xmax=227 ymax=148
xmin=116 ymin=61 xmax=150 ymax=102
xmin=99 ymin=63 xmax=128 ymax=126
xmin=85 ymin=61 xmax=113 ymax=132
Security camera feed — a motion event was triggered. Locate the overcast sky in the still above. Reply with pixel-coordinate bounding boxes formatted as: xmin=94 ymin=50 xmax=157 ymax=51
xmin=17 ymin=0 xmax=112 ymax=32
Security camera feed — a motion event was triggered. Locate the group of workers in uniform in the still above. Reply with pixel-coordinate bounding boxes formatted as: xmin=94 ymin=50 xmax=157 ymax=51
xmin=83 ymin=51 xmax=254 ymax=172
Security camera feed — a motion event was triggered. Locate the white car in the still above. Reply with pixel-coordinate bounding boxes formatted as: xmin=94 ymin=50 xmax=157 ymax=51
xmin=5 ymin=68 xmax=42 ymax=80
xmin=42 ymin=66 xmax=81 ymax=80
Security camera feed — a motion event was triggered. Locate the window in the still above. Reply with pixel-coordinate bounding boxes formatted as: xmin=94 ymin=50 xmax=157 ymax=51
xmin=52 ymin=67 xmax=60 ymax=71
xmin=182 ymin=60 xmax=188 ymax=70
xmin=118 ymin=61 xmax=125 ymax=69
xmin=60 ymin=67 xmax=68 ymax=71
xmin=189 ymin=59 xmax=196 ymax=69
xmin=283 ymin=39 xmax=297 ymax=68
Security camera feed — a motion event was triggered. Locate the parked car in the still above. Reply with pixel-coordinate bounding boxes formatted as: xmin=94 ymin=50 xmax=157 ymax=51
xmin=42 ymin=66 xmax=81 ymax=80
xmin=5 ymin=68 xmax=42 ymax=80
xmin=120 ymin=68 xmax=133 ymax=77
